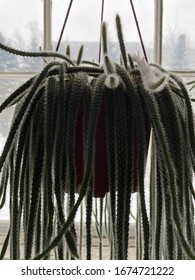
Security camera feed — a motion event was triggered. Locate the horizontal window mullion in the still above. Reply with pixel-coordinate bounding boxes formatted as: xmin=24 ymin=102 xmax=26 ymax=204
xmin=171 ymin=71 xmax=195 ymax=78
xmin=1 ymin=71 xmax=195 ymax=80
xmin=0 ymin=72 xmax=37 ymax=80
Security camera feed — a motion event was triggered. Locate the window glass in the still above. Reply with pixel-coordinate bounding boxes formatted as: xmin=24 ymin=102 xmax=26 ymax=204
xmin=0 ymin=0 xmax=43 ymax=71
xmin=162 ymin=0 xmax=195 ymax=70
xmin=0 ymin=79 xmax=26 ymax=138
xmin=52 ymin=0 xmax=154 ymax=63
xmin=0 ymin=79 xmax=26 ymax=220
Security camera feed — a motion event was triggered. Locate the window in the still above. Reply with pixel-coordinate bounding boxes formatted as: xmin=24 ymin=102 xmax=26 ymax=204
xmin=161 ymin=0 xmax=195 ymax=113
xmin=52 ymin=0 xmax=154 ymax=62
xmin=0 ymin=0 xmax=43 ymax=71
xmin=162 ymin=0 xmax=195 ymax=71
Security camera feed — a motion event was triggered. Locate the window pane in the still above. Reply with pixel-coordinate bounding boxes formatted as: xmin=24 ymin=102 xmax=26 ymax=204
xmin=0 ymin=79 xmax=26 ymax=220
xmin=52 ymin=0 xmax=154 ymax=62
xmin=162 ymin=0 xmax=195 ymax=70
xmin=0 ymin=0 xmax=43 ymax=71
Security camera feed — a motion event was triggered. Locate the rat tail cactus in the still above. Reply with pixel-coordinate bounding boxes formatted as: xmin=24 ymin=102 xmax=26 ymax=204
xmin=0 ymin=15 xmax=194 ymax=260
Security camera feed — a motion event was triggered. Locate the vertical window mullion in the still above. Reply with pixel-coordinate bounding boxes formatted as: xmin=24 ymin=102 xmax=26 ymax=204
xmin=44 ymin=0 xmax=52 ymax=52
xmin=154 ymin=0 xmax=163 ymax=64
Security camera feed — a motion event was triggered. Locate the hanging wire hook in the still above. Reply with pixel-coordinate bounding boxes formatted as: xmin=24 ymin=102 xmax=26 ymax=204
xmin=129 ymin=0 xmax=148 ymax=62
xmin=55 ymin=0 xmax=74 ymax=53
xmin=98 ymin=0 xmax=105 ymax=64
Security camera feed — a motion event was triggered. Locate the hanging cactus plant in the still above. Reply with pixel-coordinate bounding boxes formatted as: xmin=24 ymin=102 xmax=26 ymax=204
xmin=0 ymin=15 xmax=195 ymax=260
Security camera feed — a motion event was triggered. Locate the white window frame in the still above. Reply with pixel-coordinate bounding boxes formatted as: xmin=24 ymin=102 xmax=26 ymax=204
xmin=154 ymin=0 xmax=163 ymax=65
xmin=44 ymin=0 xmax=52 ymax=52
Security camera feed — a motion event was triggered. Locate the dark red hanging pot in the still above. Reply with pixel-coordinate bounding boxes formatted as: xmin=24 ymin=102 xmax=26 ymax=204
xmin=74 ymin=96 xmax=151 ymax=198
xmin=74 ymin=97 xmax=108 ymax=198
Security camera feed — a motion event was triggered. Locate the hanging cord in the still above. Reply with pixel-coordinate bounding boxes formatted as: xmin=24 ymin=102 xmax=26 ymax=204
xmin=98 ymin=0 xmax=105 ymax=63
xmin=129 ymin=0 xmax=148 ymax=62
xmin=55 ymin=0 xmax=74 ymax=52
xmin=55 ymin=0 xmax=105 ymax=63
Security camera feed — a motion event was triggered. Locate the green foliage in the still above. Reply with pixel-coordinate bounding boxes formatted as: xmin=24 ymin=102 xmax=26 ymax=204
xmin=0 ymin=15 xmax=195 ymax=260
